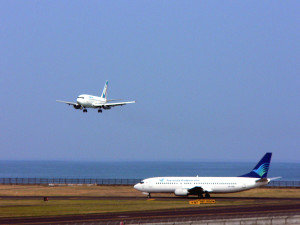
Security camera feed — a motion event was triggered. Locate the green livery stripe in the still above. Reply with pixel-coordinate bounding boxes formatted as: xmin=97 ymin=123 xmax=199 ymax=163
xmin=253 ymin=163 xmax=269 ymax=177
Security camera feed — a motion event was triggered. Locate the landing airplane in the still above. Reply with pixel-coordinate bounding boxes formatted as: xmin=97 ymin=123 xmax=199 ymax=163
xmin=56 ymin=81 xmax=135 ymax=113
xmin=134 ymin=153 xmax=280 ymax=198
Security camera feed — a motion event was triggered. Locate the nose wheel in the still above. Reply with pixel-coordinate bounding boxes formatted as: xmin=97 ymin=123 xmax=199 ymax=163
xmin=83 ymin=109 xmax=87 ymax=113
xmin=98 ymin=109 xmax=102 ymax=113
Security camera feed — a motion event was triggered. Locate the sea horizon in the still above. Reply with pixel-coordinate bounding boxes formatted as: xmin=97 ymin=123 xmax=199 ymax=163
xmin=1 ymin=158 xmax=299 ymax=163
xmin=0 ymin=160 xmax=299 ymax=181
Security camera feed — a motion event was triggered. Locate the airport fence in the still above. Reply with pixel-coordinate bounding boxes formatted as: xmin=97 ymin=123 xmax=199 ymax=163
xmin=0 ymin=178 xmax=299 ymax=187
xmin=0 ymin=178 xmax=142 ymax=185
xmin=268 ymin=180 xmax=300 ymax=187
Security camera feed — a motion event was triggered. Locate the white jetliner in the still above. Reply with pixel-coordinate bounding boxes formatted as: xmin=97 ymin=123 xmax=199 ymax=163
xmin=134 ymin=153 xmax=280 ymax=198
xmin=56 ymin=81 xmax=135 ymax=113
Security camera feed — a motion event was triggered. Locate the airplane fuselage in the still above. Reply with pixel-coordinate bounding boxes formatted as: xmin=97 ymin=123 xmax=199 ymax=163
xmin=134 ymin=153 xmax=275 ymax=197
xmin=56 ymin=80 xmax=135 ymax=113
xmin=76 ymin=94 xmax=106 ymax=108
xmin=134 ymin=176 xmax=269 ymax=196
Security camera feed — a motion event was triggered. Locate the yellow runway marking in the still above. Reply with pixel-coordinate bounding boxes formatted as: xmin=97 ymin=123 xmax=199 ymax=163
xmin=189 ymin=199 xmax=216 ymax=204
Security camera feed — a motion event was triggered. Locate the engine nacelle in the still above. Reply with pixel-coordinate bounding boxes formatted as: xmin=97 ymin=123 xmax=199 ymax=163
xmin=174 ymin=188 xmax=189 ymax=196
xmin=73 ymin=105 xmax=82 ymax=109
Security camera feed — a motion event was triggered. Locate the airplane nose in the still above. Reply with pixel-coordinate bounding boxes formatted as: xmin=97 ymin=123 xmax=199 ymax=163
xmin=134 ymin=183 xmax=141 ymax=191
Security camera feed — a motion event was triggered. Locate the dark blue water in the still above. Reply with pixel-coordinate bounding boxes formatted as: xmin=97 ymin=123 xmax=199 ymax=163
xmin=0 ymin=161 xmax=299 ymax=181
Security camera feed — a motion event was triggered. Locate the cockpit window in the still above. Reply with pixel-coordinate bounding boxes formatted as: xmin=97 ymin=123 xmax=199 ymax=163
xmin=140 ymin=181 xmax=144 ymax=184
xmin=77 ymin=96 xmax=84 ymax=99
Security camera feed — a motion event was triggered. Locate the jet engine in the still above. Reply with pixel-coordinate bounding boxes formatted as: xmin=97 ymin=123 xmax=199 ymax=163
xmin=174 ymin=188 xmax=189 ymax=196
xmin=73 ymin=105 xmax=82 ymax=109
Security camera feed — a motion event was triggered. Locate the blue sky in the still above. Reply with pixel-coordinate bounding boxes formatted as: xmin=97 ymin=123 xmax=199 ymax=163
xmin=0 ymin=1 xmax=299 ymax=162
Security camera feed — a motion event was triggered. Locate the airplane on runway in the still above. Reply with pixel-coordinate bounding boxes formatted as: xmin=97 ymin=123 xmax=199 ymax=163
xmin=134 ymin=153 xmax=280 ymax=198
xmin=56 ymin=80 xmax=135 ymax=113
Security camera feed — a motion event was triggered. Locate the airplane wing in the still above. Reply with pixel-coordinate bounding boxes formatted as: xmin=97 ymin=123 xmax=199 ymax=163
xmin=56 ymin=100 xmax=78 ymax=106
xmin=188 ymin=186 xmax=203 ymax=195
xmin=188 ymin=186 xmax=212 ymax=194
xmin=188 ymin=187 xmax=203 ymax=194
xmin=92 ymin=101 xmax=135 ymax=107
xmin=106 ymin=99 xmax=122 ymax=102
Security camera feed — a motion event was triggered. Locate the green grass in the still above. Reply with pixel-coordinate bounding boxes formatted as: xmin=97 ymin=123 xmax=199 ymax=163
xmin=0 ymin=199 xmax=261 ymax=217
xmin=0 ymin=186 xmax=299 ymax=218
xmin=1 ymin=185 xmax=300 ymax=198
xmin=0 ymin=199 xmax=193 ymax=217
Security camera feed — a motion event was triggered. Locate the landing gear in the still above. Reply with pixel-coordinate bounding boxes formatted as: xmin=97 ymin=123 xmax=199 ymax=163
xmin=198 ymin=193 xmax=203 ymax=199
xmin=147 ymin=193 xmax=151 ymax=198
xmin=98 ymin=109 xmax=102 ymax=113
xmin=204 ymin=192 xmax=210 ymax=198
xmin=83 ymin=109 xmax=87 ymax=113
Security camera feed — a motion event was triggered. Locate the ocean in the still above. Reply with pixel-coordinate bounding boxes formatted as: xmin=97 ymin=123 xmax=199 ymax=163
xmin=0 ymin=161 xmax=299 ymax=181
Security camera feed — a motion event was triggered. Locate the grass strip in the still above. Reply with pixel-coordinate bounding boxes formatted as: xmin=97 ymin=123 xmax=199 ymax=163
xmin=0 ymin=185 xmax=300 ymax=198
xmin=0 ymin=199 xmax=261 ymax=218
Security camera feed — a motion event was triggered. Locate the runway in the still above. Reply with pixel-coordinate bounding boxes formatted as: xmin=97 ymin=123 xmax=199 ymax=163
xmin=1 ymin=195 xmax=300 ymax=201
xmin=1 ymin=196 xmax=300 ymax=224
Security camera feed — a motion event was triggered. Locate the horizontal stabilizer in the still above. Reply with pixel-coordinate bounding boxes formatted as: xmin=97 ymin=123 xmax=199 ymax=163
xmin=268 ymin=177 xmax=282 ymax=181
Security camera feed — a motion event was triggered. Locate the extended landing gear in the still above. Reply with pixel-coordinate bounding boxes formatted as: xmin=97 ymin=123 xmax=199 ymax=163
xmin=197 ymin=192 xmax=210 ymax=199
xmin=83 ymin=109 xmax=87 ymax=113
xmin=147 ymin=193 xmax=151 ymax=198
xmin=98 ymin=109 xmax=102 ymax=113
xmin=204 ymin=192 xmax=211 ymax=198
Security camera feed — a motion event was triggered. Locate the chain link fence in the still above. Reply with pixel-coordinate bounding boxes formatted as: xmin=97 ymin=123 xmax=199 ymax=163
xmin=0 ymin=178 xmax=299 ymax=187
xmin=0 ymin=178 xmax=141 ymax=185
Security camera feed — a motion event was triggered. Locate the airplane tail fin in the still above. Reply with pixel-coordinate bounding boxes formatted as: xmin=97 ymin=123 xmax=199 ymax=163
xmin=239 ymin=153 xmax=272 ymax=178
xmin=101 ymin=80 xmax=108 ymax=100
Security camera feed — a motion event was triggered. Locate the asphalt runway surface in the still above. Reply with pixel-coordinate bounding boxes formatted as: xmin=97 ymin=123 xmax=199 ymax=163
xmin=1 ymin=196 xmax=300 ymax=224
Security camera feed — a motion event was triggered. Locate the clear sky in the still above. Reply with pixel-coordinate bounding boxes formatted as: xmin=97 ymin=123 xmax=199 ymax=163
xmin=1 ymin=1 xmax=299 ymax=162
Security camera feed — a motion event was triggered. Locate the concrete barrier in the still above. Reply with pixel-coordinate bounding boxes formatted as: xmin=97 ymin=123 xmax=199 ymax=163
xmin=130 ymin=214 xmax=300 ymax=225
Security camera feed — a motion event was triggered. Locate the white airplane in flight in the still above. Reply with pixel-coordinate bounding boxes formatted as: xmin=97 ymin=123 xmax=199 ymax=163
xmin=134 ymin=153 xmax=280 ymax=198
xmin=56 ymin=81 xmax=135 ymax=113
